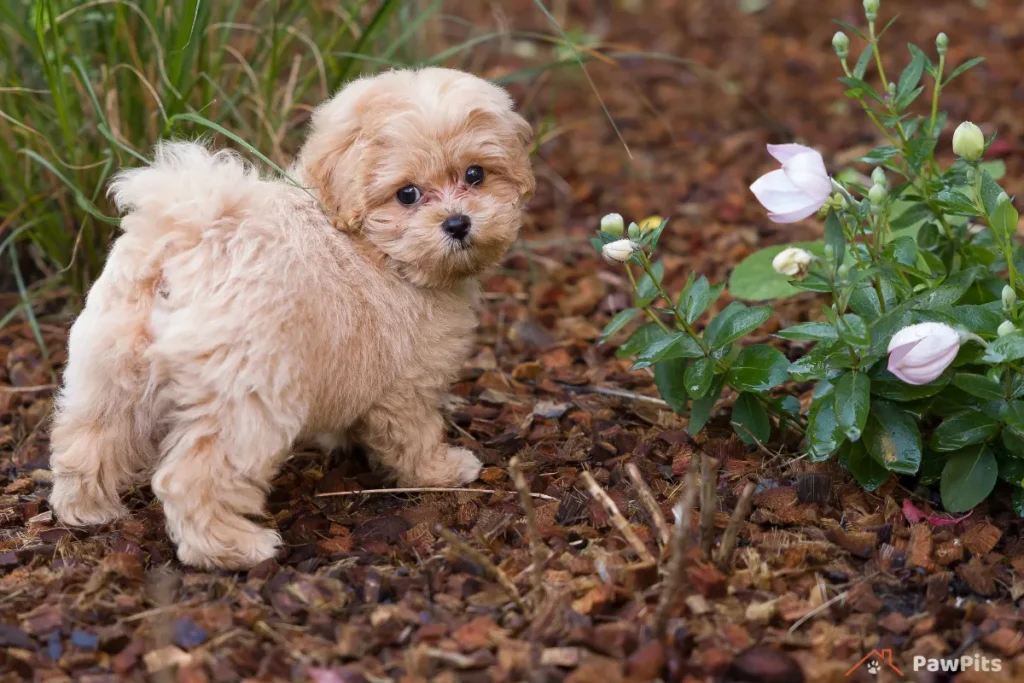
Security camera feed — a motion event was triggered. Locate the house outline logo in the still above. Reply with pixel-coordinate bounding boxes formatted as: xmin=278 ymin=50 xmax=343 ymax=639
xmin=846 ymin=649 xmax=905 ymax=677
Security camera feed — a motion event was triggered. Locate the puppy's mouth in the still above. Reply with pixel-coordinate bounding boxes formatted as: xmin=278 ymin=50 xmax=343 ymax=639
xmin=447 ymin=235 xmax=472 ymax=251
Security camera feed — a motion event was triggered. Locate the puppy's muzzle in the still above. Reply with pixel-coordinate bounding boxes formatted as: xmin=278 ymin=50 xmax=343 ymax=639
xmin=442 ymin=214 xmax=471 ymax=242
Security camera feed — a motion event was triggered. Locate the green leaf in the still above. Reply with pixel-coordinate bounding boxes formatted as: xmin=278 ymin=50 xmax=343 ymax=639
xmin=824 ymin=210 xmax=845 ymax=269
xmin=654 ymin=357 xmax=688 ymax=414
xmin=979 ymin=159 xmax=1006 ymax=181
xmin=731 ymin=392 xmax=770 ymax=446
xmin=841 ymin=440 xmax=891 ymax=492
xmin=896 ymin=47 xmax=926 ymax=103
xmin=940 ymin=444 xmax=997 ymax=513
xmin=864 ymin=401 xmax=922 ymax=474
xmin=835 ymin=371 xmax=870 ymax=441
xmin=807 ymin=394 xmax=843 ymax=461
xmin=632 ymin=332 xmax=704 ymax=370
xmin=890 ymin=203 xmax=933 ymax=231
xmin=989 ymin=196 xmax=1019 ymax=243
xmin=788 ymin=341 xmax=848 ymax=382
xmin=980 ymin=170 xmax=1004 ymax=216
xmin=688 ymin=380 xmax=722 ymax=435
xmin=726 ymin=345 xmax=789 ymax=393
xmin=635 ymin=260 xmax=665 ymax=305
xmin=837 ymin=314 xmax=870 ymax=350
xmin=728 ymin=242 xmax=825 ymax=301
xmin=681 ymin=276 xmax=711 ymax=323
xmin=1003 ymin=431 xmax=1024 ymax=459
xmin=983 ymin=333 xmax=1024 ymax=364
xmin=775 ymin=322 xmax=838 ymax=342
xmin=1014 ymin=488 xmax=1024 ymax=517
xmin=934 ymin=189 xmax=979 ymax=216
xmin=930 ymin=411 xmax=1000 ymax=452
xmin=684 ymin=357 xmax=714 ymax=400
xmin=997 ymin=451 xmax=1024 ymax=485
xmin=706 ymin=305 xmax=772 ymax=350
xmin=857 ymin=146 xmax=900 ymax=164
xmin=953 ymin=373 xmax=1005 ymax=401
xmin=945 ymin=56 xmax=985 ymax=84
xmin=600 ymin=308 xmax=639 ymax=342
xmin=870 ymin=368 xmax=949 ymax=401
xmin=617 ymin=323 xmax=667 ymax=359
xmin=851 ymin=43 xmax=873 ymax=79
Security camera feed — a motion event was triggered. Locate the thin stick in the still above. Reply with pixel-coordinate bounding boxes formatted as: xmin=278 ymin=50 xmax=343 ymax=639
xmin=315 ymin=487 xmax=558 ymax=501
xmin=699 ymin=455 xmax=720 ymax=560
xmin=581 ymin=471 xmax=655 ymax=564
xmin=556 ymin=382 xmax=669 ymax=408
xmin=436 ymin=527 xmax=526 ymax=611
xmin=788 ymin=590 xmax=847 ymax=633
xmin=653 ymin=462 xmax=699 ymax=638
xmin=509 ymin=457 xmax=546 ymax=601
xmin=0 ymin=384 xmax=56 ymax=393
xmin=626 ymin=463 xmax=670 ymax=548
xmin=715 ymin=482 xmax=756 ymax=570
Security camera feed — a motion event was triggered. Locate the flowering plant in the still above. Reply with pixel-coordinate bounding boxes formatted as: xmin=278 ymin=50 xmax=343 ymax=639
xmin=595 ymin=0 xmax=1024 ymax=514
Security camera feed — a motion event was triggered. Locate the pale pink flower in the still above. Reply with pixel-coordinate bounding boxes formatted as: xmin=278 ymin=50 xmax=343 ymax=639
xmin=887 ymin=322 xmax=961 ymax=385
xmin=750 ymin=144 xmax=832 ymax=223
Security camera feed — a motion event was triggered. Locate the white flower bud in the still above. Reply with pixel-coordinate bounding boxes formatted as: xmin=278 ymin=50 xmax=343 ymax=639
xmin=887 ymin=322 xmax=960 ymax=385
xmin=868 ymin=184 xmax=887 ymax=205
xmin=837 ymin=263 xmax=851 ymax=279
xmin=952 ymin=122 xmax=985 ymax=161
xmin=600 ymin=213 xmax=624 ymax=237
xmin=602 ymin=239 xmax=638 ymax=264
xmin=1003 ymin=285 xmax=1017 ymax=312
xmin=936 ymin=33 xmax=948 ymax=56
xmin=871 ymin=167 xmax=887 ymax=188
xmin=627 ymin=222 xmax=640 ymax=240
xmin=999 ymin=320 xmax=1016 ymax=338
xmin=863 ymin=0 xmax=879 ymax=20
xmin=772 ymin=247 xmax=814 ymax=278
xmin=832 ymin=32 xmax=850 ymax=60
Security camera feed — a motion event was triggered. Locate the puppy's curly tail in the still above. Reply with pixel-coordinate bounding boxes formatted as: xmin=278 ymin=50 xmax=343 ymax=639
xmin=109 ymin=141 xmax=261 ymax=247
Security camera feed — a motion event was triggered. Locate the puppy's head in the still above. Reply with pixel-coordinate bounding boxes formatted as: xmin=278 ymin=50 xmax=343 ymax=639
xmin=299 ymin=68 xmax=535 ymax=288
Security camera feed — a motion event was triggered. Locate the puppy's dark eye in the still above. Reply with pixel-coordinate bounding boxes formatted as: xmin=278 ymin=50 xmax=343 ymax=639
xmin=397 ymin=185 xmax=422 ymax=205
xmin=465 ymin=166 xmax=485 ymax=186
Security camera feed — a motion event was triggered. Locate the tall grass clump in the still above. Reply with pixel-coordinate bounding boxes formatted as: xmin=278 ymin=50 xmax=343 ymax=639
xmin=0 ymin=0 xmax=465 ymax=301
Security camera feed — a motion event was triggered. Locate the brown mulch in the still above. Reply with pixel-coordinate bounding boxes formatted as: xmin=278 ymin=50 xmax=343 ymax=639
xmin=4 ymin=1 xmax=1024 ymax=681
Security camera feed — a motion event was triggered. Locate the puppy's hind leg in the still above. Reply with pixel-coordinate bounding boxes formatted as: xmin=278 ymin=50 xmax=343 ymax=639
xmin=356 ymin=387 xmax=482 ymax=487
xmin=50 ymin=275 xmax=158 ymax=526
xmin=152 ymin=374 xmax=304 ymax=569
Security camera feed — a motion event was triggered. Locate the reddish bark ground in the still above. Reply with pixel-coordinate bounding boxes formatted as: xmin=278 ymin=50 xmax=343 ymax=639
xmin=3 ymin=1 xmax=1024 ymax=681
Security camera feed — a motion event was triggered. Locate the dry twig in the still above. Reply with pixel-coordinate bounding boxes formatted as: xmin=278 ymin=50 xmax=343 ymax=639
xmin=715 ymin=481 xmax=755 ymax=569
xmin=653 ymin=461 xmax=699 ymax=638
xmin=436 ymin=527 xmax=526 ymax=611
xmin=626 ymin=462 xmax=670 ymax=548
xmin=581 ymin=470 xmax=655 ymax=564
xmin=699 ymin=454 xmax=720 ymax=559
xmin=509 ymin=456 xmax=546 ymax=601
xmin=315 ymin=487 xmax=558 ymax=501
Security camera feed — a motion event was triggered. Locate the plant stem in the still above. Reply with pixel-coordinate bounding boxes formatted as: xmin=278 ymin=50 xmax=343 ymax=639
xmin=637 ymin=253 xmax=708 ymax=353
xmin=625 ymin=263 xmax=672 ymax=334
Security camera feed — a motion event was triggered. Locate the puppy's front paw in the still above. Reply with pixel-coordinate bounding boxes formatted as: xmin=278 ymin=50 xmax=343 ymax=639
xmin=443 ymin=446 xmax=482 ymax=485
xmin=175 ymin=523 xmax=281 ymax=571
xmin=49 ymin=473 xmax=127 ymax=527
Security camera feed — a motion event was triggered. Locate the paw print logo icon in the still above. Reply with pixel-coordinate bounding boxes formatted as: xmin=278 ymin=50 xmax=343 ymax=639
xmin=846 ymin=649 xmax=904 ymax=677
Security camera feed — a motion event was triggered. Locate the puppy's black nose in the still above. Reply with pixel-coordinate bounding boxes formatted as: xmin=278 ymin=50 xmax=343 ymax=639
xmin=442 ymin=214 xmax=471 ymax=240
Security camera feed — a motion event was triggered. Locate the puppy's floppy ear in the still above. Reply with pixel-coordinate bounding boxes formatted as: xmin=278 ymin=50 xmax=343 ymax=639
xmin=505 ymin=109 xmax=537 ymax=203
xmin=298 ymin=78 xmax=377 ymax=231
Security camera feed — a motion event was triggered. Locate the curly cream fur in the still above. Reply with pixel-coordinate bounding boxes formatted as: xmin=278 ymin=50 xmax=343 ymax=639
xmin=48 ymin=68 xmax=534 ymax=570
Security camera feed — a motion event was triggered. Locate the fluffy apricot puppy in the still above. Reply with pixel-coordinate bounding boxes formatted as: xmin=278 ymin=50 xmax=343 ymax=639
xmin=48 ymin=68 xmax=535 ymax=569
